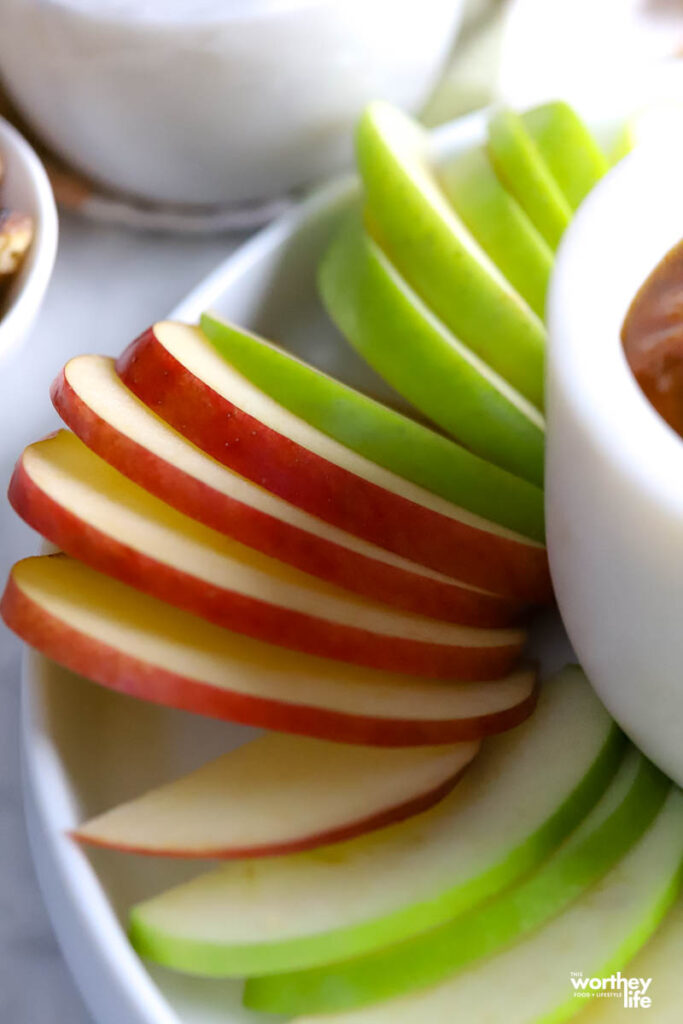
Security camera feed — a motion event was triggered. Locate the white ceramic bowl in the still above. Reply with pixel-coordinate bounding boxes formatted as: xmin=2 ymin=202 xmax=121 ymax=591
xmin=0 ymin=116 xmax=58 ymax=364
xmin=0 ymin=0 xmax=464 ymax=207
xmin=547 ymin=143 xmax=683 ymax=788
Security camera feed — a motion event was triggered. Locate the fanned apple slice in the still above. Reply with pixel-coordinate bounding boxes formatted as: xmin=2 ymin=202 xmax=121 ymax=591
xmin=116 ymin=321 xmax=552 ymax=603
xmin=10 ymin=432 xmax=524 ymax=679
xmin=317 ymin=220 xmax=545 ymax=487
xmin=487 ymin=108 xmax=573 ymax=251
xmin=73 ymin=734 xmax=479 ymax=858
xmin=127 ymin=668 xmax=623 ymax=977
xmin=51 ymin=355 xmax=524 ymax=627
xmin=438 ymin=146 xmax=552 ymax=318
xmin=200 ymin=309 xmax=546 ymax=505
xmin=522 ymin=102 xmax=608 ymax=211
xmin=291 ymin=789 xmax=683 ymax=1024
xmin=354 ymin=101 xmax=545 ymax=408
xmin=246 ymin=749 xmax=667 ymax=1013
xmin=0 ymin=556 xmax=539 ymax=746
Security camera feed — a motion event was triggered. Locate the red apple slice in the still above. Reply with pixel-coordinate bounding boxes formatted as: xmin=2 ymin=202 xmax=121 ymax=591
xmin=1 ymin=556 xmax=538 ymax=746
xmin=51 ymin=355 xmax=524 ymax=628
xmin=115 ymin=322 xmax=551 ymax=603
xmin=73 ymin=734 xmax=479 ymax=858
xmin=9 ymin=432 xmax=524 ymax=680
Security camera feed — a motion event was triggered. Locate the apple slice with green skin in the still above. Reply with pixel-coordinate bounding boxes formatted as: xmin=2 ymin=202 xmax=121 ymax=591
xmin=246 ymin=749 xmax=667 ymax=1013
xmin=201 ymin=308 xmax=546 ymax=512
xmin=291 ymin=788 xmax=683 ymax=1024
xmin=52 ymin=356 xmax=525 ymax=628
xmin=10 ymin=431 xmax=525 ymax=680
xmin=1 ymin=555 xmax=539 ymax=746
xmin=73 ymin=734 xmax=479 ymax=859
xmin=488 ymin=108 xmax=573 ymax=251
xmin=522 ymin=102 xmax=609 ymax=211
xmin=355 ymin=101 xmax=545 ymax=408
xmin=127 ymin=668 xmax=623 ymax=977
xmin=317 ymin=221 xmax=545 ymax=487
xmin=116 ymin=322 xmax=552 ymax=603
xmin=438 ymin=146 xmax=553 ymax=319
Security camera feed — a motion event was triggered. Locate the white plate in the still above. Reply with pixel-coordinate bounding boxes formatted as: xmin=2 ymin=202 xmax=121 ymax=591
xmin=0 ymin=116 xmax=58 ymax=365
xmin=21 ymin=106 xmax=585 ymax=1024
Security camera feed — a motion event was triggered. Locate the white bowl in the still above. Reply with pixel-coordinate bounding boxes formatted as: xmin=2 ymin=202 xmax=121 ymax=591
xmin=0 ymin=116 xmax=58 ymax=364
xmin=547 ymin=142 xmax=683 ymax=789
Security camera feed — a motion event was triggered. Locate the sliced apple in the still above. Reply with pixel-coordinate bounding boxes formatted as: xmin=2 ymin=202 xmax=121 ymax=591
xmin=201 ymin=310 xmax=546 ymax=506
xmin=246 ymin=749 xmax=667 ymax=1013
xmin=10 ymin=432 xmax=524 ymax=680
xmin=73 ymin=734 xmax=479 ymax=858
xmin=522 ymin=101 xmax=608 ymax=211
xmin=355 ymin=101 xmax=545 ymax=409
xmin=317 ymin=220 xmax=545 ymax=487
xmin=51 ymin=355 xmax=525 ymax=627
xmin=291 ymin=788 xmax=683 ymax=1024
xmin=127 ymin=668 xmax=623 ymax=977
xmin=487 ymin=108 xmax=573 ymax=251
xmin=115 ymin=321 xmax=552 ymax=603
xmin=0 ymin=555 xmax=539 ymax=746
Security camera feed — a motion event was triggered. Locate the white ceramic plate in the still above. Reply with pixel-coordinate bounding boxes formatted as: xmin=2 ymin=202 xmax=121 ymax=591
xmin=0 ymin=116 xmax=58 ymax=365
xmin=21 ymin=106 xmax=594 ymax=1024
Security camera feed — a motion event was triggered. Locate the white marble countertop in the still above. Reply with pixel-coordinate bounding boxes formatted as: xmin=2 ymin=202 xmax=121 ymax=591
xmin=0 ymin=212 xmax=241 ymax=1022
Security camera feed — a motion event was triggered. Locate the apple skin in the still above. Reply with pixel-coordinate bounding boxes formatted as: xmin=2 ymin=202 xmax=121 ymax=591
xmin=355 ymin=102 xmax=546 ymax=409
xmin=487 ymin=108 xmax=572 ymax=252
xmin=50 ymin=361 xmax=525 ymax=628
xmin=0 ymin=570 xmax=539 ymax=747
xmin=115 ymin=328 xmax=553 ymax=605
xmin=522 ymin=102 xmax=608 ymax=211
xmin=317 ymin=220 xmax=545 ymax=488
xmin=8 ymin=450 xmax=524 ymax=681
xmin=438 ymin=146 xmax=552 ymax=319
xmin=244 ymin=753 xmax=668 ymax=1014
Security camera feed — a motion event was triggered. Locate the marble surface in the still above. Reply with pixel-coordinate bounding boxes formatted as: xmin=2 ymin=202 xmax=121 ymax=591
xmin=0 ymin=212 xmax=240 ymax=1023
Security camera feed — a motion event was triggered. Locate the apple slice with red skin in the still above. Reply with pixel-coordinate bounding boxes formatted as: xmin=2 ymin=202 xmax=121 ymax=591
xmin=115 ymin=322 xmax=551 ymax=604
xmin=51 ymin=356 xmax=524 ymax=628
xmin=1 ymin=555 xmax=538 ymax=746
xmin=73 ymin=734 xmax=479 ymax=858
xmin=9 ymin=432 xmax=524 ymax=680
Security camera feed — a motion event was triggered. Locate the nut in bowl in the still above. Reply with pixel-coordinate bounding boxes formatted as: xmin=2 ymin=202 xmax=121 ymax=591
xmin=0 ymin=116 xmax=57 ymax=363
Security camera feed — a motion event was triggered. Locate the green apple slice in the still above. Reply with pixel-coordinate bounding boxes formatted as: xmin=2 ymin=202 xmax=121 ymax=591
xmin=318 ymin=220 xmax=545 ymax=488
xmin=128 ymin=667 xmax=624 ymax=977
xmin=439 ymin=146 xmax=552 ymax=318
xmin=292 ymin=787 xmax=683 ymax=1024
xmin=201 ymin=309 xmax=546 ymax=504
xmin=488 ymin=108 xmax=573 ymax=251
xmin=580 ymin=897 xmax=683 ymax=1021
xmin=245 ymin=749 xmax=667 ymax=1014
xmin=355 ymin=101 xmax=546 ymax=409
xmin=521 ymin=102 xmax=608 ymax=211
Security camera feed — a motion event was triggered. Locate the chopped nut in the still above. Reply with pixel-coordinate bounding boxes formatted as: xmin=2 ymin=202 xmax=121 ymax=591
xmin=0 ymin=209 xmax=34 ymax=276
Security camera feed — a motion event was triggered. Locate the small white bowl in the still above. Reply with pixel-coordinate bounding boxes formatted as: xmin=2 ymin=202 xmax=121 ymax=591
xmin=547 ymin=142 xmax=683 ymax=787
xmin=0 ymin=116 xmax=58 ymax=364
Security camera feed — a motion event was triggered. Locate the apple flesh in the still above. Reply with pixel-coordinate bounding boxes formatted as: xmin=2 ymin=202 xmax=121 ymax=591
xmin=116 ymin=321 xmax=552 ymax=604
xmin=0 ymin=555 xmax=539 ymax=746
xmin=355 ymin=102 xmax=546 ymax=409
xmin=127 ymin=668 xmax=623 ymax=977
xmin=291 ymin=789 xmax=683 ymax=1024
xmin=522 ymin=102 xmax=608 ymax=211
xmin=487 ymin=108 xmax=572 ymax=252
xmin=246 ymin=750 xmax=667 ymax=1013
xmin=317 ymin=220 xmax=545 ymax=487
xmin=201 ymin=310 xmax=546 ymax=510
xmin=9 ymin=432 xmax=525 ymax=680
xmin=438 ymin=146 xmax=552 ymax=319
xmin=51 ymin=355 xmax=525 ymax=627
xmin=73 ymin=734 xmax=479 ymax=859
